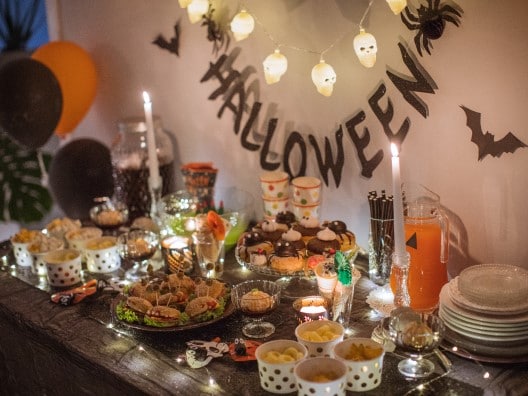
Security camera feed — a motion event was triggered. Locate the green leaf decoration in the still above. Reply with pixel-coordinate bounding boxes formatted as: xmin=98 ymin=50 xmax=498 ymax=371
xmin=0 ymin=133 xmax=53 ymax=222
xmin=335 ymin=251 xmax=352 ymax=286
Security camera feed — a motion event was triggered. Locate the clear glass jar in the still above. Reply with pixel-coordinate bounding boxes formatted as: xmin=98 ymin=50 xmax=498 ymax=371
xmin=111 ymin=116 xmax=175 ymax=220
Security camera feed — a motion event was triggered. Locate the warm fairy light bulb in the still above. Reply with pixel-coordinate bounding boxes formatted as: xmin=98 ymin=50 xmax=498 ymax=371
xmin=386 ymin=0 xmax=407 ymax=15
xmin=354 ymin=29 xmax=378 ymax=68
xmin=230 ymin=10 xmax=255 ymax=41
xmin=187 ymin=0 xmax=209 ymax=24
xmin=178 ymin=0 xmax=192 ymax=8
xmin=311 ymin=60 xmax=337 ymax=97
xmin=263 ymin=49 xmax=288 ymax=84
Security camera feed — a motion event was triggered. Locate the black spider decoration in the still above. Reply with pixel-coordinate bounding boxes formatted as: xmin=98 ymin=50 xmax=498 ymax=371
xmin=201 ymin=7 xmax=230 ymax=55
xmin=401 ymin=0 xmax=463 ymax=56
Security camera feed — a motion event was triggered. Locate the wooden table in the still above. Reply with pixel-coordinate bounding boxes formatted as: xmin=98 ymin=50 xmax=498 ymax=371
xmin=0 ymin=248 xmax=526 ymax=395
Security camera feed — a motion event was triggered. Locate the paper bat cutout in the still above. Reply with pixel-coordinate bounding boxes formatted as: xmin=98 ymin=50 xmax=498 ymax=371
xmin=153 ymin=22 xmax=181 ymax=56
xmin=461 ymin=105 xmax=527 ymax=160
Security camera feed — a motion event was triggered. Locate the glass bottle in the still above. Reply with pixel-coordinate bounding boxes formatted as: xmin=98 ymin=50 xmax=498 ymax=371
xmin=111 ymin=116 xmax=175 ymax=221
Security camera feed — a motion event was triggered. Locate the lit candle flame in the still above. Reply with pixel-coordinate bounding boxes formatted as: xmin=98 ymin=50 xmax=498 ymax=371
xmin=391 ymin=142 xmax=399 ymax=157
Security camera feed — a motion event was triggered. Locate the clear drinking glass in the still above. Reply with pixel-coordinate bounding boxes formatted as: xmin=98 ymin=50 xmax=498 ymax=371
xmin=117 ymin=229 xmax=159 ymax=281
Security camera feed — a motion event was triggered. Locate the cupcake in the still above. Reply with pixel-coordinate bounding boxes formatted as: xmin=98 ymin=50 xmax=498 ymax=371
xmin=253 ymin=220 xmax=283 ymax=243
xmin=306 ymin=227 xmax=340 ymax=256
xmin=275 ymin=210 xmax=297 ymax=230
xmin=293 ymin=216 xmax=323 ymax=244
xmin=269 ymin=240 xmax=304 ymax=273
xmin=323 ymin=220 xmax=357 ymax=252
xmin=236 ymin=231 xmax=274 ymax=262
xmin=278 ymin=227 xmax=306 ymax=255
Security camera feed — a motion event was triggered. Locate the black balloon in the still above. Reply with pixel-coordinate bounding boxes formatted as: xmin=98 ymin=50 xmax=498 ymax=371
xmin=0 ymin=57 xmax=62 ymax=149
xmin=49 ymin=139 xmax=114 ymax=219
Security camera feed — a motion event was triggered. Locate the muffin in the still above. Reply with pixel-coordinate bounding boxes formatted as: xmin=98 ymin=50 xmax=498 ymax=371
xmin=253 ymin=220 xmax=284 ymax=243
xmin=278 ymin=227 xmax=306 ymax=255
xmin=293 ymin=216 xmax=323 ymax=244
xmin=236 ymin=231 xmax=274 ymax=262
xmin=270 ymin=240 xmax=304 ymax=273
xmin=275 ymin=210 xmax=297 ymax=230
xmin=306 ymin=227 xmax=340 ymax=256
xmin=323 ymin=220 xmax=356 ymax=252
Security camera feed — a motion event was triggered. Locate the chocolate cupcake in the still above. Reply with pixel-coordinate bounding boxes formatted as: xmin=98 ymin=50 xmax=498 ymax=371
xmin=269 ymin=240 xmax=304 ymax=273
xmin=306 ymin=227 xmax=340 ymax=256
xmin=236 ymin=231 xmax=274 ymax=262
xmin=323 ymin=220 xmax=356 ymax=252
xmin=253 ymin=220 xmax=283 ymax=243
xmin=293 ymin=216 xmax=323 ymax=244
xmin=277 ymin=227 xmax=306 ymax=255
xmin=275 ymin=210 xmax=297 ymax=230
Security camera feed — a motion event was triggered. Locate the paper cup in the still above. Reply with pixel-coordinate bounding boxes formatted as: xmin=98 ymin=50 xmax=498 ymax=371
xmin=332 ymin=337 xmax=385 ymax=392
xmin=29 ymin=236 xmax=64 ymax=276
xmin=262 ymin=195 xmax=290 ymax=220
xmin=259 ymin=171 xmax=290 ymax=199
xmin=292 ymin=201 xmax=321 ymax=222
xmin=44 ymin=248 xmax=82 ymax=287
xmin=11 ymin=230 xmax=42 ymax=267
xmin=291 ymin=176 xmax=321 ymax=205
xmin=65 ymin=227 xmax=103 ymax=261
xmin=294 ymin=357 xmax=347 ymax=396
xmin=295 ymin=320 xmax=344 ymax=358
xmin=314 ymin=261 xmax=337 ymax=302
xmin=85 ymin=236 xmax=121 ymax=273
xmin=255 ymin=339 xmax=308 ymax=394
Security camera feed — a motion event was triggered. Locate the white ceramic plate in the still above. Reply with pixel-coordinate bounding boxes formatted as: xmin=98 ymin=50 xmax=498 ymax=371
xmin=439 ymin=309 xmax=528 ymax=343
xmin=457 ymin=264 xmax=528 ymax=309
xmin=439 ymin=306 xmax=528 ymax=334
xmin=439 ymin=284 xmax=528 ymax=325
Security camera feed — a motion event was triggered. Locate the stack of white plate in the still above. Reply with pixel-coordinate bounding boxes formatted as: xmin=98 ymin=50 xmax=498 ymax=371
xmin=439 ymin=264 xmax=528 ymax=362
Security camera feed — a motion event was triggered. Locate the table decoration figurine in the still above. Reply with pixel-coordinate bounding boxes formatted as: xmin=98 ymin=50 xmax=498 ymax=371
xmin=192 ymin=211 xmax=230 ymax=278
xmin=388 ymin=307 xmax=445 ymax=378
xmin=231 ymin=279 xmax=281 ymax=338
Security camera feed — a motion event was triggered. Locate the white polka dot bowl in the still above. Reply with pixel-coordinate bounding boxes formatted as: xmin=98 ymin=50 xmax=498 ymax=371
xmin=295 ymin=320 xmax=344 ymax=358
xmin=28 ymin=236 xmax=64 ymax=277
xmin=64 ymin=227 xmax=102 ymax=261
xmin=294 ymin=356 xmax=347 ymax=396
xmin=332 ymin=337 xmax=385 ymax=392
xmin=44 ymin=248 xmax=83 ymax=288
xmin=255 ymin=339 xmax=308 ymax=394
xmin=85 ymin=236 xmax=121 ymax=273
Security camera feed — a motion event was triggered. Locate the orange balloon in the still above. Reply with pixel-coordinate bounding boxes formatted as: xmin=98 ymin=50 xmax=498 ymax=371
xmin=32 ymin=41 xmax=97 ymax=137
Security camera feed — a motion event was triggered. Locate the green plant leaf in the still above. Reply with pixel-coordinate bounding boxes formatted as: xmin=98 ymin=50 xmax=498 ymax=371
xmin=0 ymin=133 xmax=52 ymax=222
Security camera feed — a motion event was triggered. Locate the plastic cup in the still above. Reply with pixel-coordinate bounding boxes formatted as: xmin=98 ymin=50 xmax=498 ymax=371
xmin=259 ymin=171 xmax=290 ymax=199
xmin=291 ymin=176 xmax=321 ymax=205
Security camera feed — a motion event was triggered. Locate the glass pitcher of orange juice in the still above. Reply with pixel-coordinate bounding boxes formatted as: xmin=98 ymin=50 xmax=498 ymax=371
xmin=390 ymin=184 xmax=449 ymax=312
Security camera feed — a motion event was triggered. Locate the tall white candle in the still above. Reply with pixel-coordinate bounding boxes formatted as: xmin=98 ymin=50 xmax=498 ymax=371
xmin=142 ymin=91 xmax=161 ymax=190
xmin=391 ymin=143 xmax=406 ymax=257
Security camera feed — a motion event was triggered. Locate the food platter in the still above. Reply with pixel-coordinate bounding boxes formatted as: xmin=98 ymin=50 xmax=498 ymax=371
xmin=110 ymin=293 xmax=235 ymax=333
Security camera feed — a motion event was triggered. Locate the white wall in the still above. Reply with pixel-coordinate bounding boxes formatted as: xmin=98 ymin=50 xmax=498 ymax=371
xmin=49 ymin=0 xmax=528 ymax=274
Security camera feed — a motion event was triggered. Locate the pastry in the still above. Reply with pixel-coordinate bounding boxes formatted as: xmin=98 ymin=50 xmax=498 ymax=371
xmin=236 ymin=231 xmax=274 ymax=262
xmin=323 ymin=220 xmax=356 ymax=252
xmin=241 ymin=289 xmax=273 ymax=313
xmin=278 ymin=227 xmax=306 ymax=254
xmin=270 ymin=240 xmax=304 ymax=273
xmin=253 ymin=220 xmax=283 ymax=242
xmin=249 ymin=248 xmax=269 ymax=266
xmin=293 ymin=216 xmax=322 ymax=244
xmin=275 ymin=210 xmax=297 ymax=230
xmin=306 ymin=227 xmax=340 ymax=256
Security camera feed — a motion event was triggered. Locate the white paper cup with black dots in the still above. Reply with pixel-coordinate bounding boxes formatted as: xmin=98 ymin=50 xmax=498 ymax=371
xmin=255 ymin=339 xmax=308 ymax=394
xmin=44 ymin=248 xmax=82 ymax=287
xmin=295 ymin=320 xmax=344 ymax=358
xmin=294 ymin=356 xmax=347 ymax=396
xmin=332 ymin=337 xmax=385 ymax=392
xmin=85 ymin=236 xmax=121 ymax=273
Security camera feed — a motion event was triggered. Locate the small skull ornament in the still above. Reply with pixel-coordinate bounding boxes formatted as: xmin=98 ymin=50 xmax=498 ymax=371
xmin=353 ymin=29 xmax=377 ymax=68
xmin=263 ymin=49 xmax=288 ymax=84
xmin=311 ymin=61 xmax=337 ymax=97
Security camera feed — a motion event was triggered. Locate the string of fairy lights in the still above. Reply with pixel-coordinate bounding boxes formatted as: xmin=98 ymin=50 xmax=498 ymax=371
xmin=178 ymin=0 xmax=408 ymax=96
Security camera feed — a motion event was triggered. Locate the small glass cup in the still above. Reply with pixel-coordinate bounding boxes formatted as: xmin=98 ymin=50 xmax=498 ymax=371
xmin=117 ymin=229 xmax=159 ymax=281
xmin=368 ymin=217 xmax=394 ymax=286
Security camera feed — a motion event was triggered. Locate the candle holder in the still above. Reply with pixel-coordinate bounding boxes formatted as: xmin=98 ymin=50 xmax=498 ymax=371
xmin=149 ymin=179 xmax=163 ymax=223
xmin=292 ymin=296 xmax=329 ymax=324
xmin=391 ymin=251 xmax=410 ymax=308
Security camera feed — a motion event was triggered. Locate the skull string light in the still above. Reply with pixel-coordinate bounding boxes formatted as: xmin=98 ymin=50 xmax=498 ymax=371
xmin=401 ymin=0 xmax=463 ymax=56
xmin=262 ymin=49 xmax=288 ymax=84
xmin=230 ymin=9 xmax=255 ymax=41
xmin=386 ymin=0 xmax=408 ymax=15
xmin=311 ymin=60 xmax=337 ymax=97
xmin=187 ymin=0 xmax=209 ymax=24
xmin=353 ymin=29 xmax=378 ymax=68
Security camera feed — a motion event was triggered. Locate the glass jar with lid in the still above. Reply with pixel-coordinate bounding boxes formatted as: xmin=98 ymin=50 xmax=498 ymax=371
xmin=111 ymin=116 xmax=175 ymax=221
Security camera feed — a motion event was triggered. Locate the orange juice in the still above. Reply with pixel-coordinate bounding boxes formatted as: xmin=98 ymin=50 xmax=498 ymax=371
xmin=391 ymin=210 xmax=448 ymax=311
